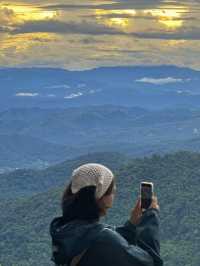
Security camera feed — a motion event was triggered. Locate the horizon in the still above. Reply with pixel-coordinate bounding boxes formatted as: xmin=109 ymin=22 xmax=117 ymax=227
xmin=0 ymin=64 xmax=200 ymax=72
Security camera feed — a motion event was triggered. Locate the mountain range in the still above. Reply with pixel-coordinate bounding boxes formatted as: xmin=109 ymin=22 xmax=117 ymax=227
xmin=1 ymin=106 xmax=200 ymax=170
xmin=1 ymin=65 xmax=200 ymax=110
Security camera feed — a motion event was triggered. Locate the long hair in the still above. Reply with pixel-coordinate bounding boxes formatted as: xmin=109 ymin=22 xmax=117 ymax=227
xmin=61 ymin=179 xmax=115 ymax=223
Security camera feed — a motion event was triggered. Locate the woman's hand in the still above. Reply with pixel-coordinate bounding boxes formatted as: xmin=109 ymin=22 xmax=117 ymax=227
xmin=129 ymin=196 xmax=160 ymax=225
xmin=150 ymin=196 xmax=160 ymax=211
xmin=129 ymin=198 xmax=142 ymax=225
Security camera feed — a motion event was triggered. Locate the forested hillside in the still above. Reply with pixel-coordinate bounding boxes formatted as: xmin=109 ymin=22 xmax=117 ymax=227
xmin=0 ymin=151 xmax=199 ymax=266
xmin=2 ymin=106 xmax=200 ymax=171
xmin=0 ymin=152 xmax=128 ymax=199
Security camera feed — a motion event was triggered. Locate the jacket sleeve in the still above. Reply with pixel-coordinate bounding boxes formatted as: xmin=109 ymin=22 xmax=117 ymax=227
xmin=135 ymin=208 xmax=163 ymax=266
xmin=115 ymin=208 xmax=163 ymax=266
xmin=116 ymin=220 xmax=137 ymax=245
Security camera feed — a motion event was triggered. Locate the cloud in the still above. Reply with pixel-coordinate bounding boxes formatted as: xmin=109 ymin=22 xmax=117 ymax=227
xmin=45 ymin=84 xmax=71 ymax=89
xmin=79 ymin=37 xmax=106 ymax=44
xmin=9 ymin=18 xmax=200 ymax=41
xmin=135 ymin=77 xmax=188 ymax=85
xmin=97 ymin=48 xmax=147 ymax=54
xmin=15 ymin=92 xmax=39 ymax=97
xmin=0 ymin=26 xmax=13 ymax=33
xmin=0 ymin=6 xmax=15 ymax=24
xmin=83 ymin=13 xmax=197 ymax=22
xmin=12 ymin=19 xmax=122 ymax=35
xmin=64 ymin=92 xmax=83 ymax=99
xmin=131 ymin=27 xmax=200 ymax=40
xmin=43 ymin=1 xmax=183 ymax=11
xmin=1 ymin=0 xmax=200 ymax=70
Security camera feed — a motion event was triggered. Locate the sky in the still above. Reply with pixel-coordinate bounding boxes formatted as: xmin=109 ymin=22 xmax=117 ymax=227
xmin=0 ymin=0 xmax=200 ymax=70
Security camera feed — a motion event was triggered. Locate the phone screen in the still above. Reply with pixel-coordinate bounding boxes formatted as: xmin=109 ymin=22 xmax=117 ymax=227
xmin=141 ymin=182 xmax=153 ymax=209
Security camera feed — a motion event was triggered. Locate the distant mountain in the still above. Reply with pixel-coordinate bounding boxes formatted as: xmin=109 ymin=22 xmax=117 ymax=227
xmin=0 ymin=152 xmax=129 ymax=199
xmin=0 ymin=151 xmax=199 ymax=266
xmin=1 ymin=106 xmax=200 ymax=147
xmin=1 ymin=106 xmax=200 ymax=170
xmin=0 ymin=134 xmax=82 ymax=171
xmin=1 ymin=65 xmax=200 ymax=110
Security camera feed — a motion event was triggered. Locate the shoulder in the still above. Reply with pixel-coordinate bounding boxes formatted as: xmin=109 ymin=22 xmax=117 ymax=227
xmin=96 ymin=226 xmax=129 ymax=247
xmin=80 ymin=227 xmax=126 ymax=261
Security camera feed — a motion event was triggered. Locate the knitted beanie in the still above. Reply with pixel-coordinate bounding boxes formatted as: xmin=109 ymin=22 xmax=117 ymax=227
xmin=71 ymin=163 xmax=114 ymax=199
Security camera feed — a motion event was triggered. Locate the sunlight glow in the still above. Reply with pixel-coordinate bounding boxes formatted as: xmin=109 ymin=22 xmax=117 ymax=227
xmin=95 ymin=9 xmax=136 ymax=16
xmin=0 ymin=3 xmax=57 ymax=22
xmin=106 ymin=18 xmax=129 ymax=27
xmin=0 ymin=33 xmax=57 ymax=54
xmin=144 ymin=7 xmax=187 ymax=29
xmin=95 ymin=9 xmax=136 ymax=29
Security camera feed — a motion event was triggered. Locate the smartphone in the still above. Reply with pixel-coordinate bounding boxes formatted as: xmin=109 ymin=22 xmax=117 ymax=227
xmin=140 ymin=182 xmax=154 ymax=209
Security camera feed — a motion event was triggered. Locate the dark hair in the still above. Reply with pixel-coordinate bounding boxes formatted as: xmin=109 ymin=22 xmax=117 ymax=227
xmin=61 ymin=179 xmax=115 ymax=223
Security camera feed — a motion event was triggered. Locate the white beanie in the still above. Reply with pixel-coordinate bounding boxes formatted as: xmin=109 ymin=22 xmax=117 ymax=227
xmin=71 ymin=163 xmax=114 ymax=199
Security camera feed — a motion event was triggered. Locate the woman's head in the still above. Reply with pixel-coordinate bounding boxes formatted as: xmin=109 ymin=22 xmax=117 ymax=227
xmin=62 ymin=163 xmax=116 ymax=223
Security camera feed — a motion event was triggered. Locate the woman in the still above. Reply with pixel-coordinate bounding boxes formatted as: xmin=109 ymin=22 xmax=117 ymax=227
xmin=50 ymin=163 xmax=163 ymax=266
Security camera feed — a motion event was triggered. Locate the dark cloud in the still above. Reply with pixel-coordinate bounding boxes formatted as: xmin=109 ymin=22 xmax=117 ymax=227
xmin=0 ymin=27 xmax=5 ymax=32
xmin=42 ymin=1 xmax=186 ymax=11
xmin=0 ymin=26 xmax=12 ymax=32
xmin=79 ymin=37 xmax=106 ymax=44
xmin=132 ymin=27 xmax=200 ymax=40
xmin=12 ymin=20 xmax=122 ymax=35
xmin=109 ymin=0 xmax=200 ymax=6
xmin=9 ymin=18 xmax=200 ymax=41
xmin=96 ymin=48 xmax=147 ymax=54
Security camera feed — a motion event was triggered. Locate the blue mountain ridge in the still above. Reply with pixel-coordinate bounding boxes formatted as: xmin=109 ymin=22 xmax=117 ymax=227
xmin=1 ymin=65 xmax=200 ymax=110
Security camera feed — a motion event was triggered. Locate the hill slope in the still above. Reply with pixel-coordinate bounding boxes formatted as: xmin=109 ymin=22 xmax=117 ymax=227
xmin=0 ymin=134 xmax=79 ymax=170
xmin=0 ymin=152 xmax=129 ymax=200
xmin=1 ymin=106 xmax=200 ymax=170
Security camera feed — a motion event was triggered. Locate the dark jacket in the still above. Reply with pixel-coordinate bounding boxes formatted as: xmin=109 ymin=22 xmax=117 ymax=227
xmin=50 ymin=208 xmax=163 ymax=266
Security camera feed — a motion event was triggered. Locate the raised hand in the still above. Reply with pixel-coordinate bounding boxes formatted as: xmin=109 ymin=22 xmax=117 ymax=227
xmin=129 ymin=197 xmax=142 ymax=225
